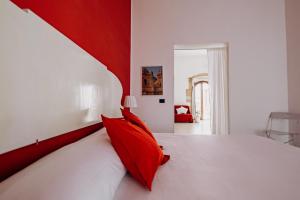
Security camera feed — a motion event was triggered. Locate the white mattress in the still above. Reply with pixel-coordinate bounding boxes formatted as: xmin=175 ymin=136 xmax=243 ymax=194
xmin=114 ymin=134 xmax=300 ymax=200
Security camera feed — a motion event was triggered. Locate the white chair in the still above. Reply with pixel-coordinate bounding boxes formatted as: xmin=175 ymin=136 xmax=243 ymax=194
xmin=266 ymin=112 xmax=300 ymax=144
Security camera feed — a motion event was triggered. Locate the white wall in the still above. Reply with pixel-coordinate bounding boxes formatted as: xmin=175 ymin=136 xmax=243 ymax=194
xmin=0 ymin=1 xmax=122 ymax=153
xmin=131 ymin=0 xmax=288 ymax=133
xmin=174 ymin=50 xmax=208 ymax=105
xmin=285 ymin=0 xmax=300 ymax=146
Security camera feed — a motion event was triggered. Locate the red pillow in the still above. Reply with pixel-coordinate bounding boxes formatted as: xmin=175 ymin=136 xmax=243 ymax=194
xmin=121 ymin=109 xmax=156 ymax=141
xmin=101 ymin=115 xmax=169 ymax=190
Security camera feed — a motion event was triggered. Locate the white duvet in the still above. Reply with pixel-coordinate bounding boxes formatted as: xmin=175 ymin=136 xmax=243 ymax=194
xmin=114 ymin=134 xmax=300 ymax=200
xmin=0 ymin=129 xmax=126 ymax=200
xmin=1 ymin=131 xmax=300 ymax=200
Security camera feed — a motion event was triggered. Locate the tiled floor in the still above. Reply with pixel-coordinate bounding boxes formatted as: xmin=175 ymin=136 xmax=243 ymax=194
xmin=174 ymin=120 xmax=211 ymax=135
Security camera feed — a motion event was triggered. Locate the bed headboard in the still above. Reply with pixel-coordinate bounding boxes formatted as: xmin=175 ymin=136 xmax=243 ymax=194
xmin=0 ymin=1 xmax=123 ymax=154
xmin=0 ymin=122 xmax=103 ymax=182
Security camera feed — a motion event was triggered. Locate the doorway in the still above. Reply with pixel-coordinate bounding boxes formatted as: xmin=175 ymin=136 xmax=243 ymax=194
xmin=194 ymin=81 xmax=210 ymax=121
xmin=173 ymin=48 xmax=211 ymax=135
xmin=173 ymin=44 xmax=229 ymax=135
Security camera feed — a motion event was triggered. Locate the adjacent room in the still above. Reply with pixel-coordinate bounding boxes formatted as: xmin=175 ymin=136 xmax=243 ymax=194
xmin=174 ymin=48 xmax=211 ymax=135
xmin=174 ymin=44 xmax=229 ymax=136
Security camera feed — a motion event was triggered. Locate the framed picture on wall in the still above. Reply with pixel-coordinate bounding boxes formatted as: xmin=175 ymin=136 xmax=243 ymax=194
xmin=142 ymin=66 xmax=163 ymax=95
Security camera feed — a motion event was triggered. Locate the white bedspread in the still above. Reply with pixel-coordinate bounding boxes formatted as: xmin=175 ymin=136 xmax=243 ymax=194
xmin=0 ymin=129 xmax=126 ymax=200
xmin=114 ymin=134 xmax=300 ymax=200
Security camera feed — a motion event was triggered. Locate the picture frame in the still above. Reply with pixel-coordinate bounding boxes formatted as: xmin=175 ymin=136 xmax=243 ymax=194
xmin=142 ymin=66 xmax=163 ymax=95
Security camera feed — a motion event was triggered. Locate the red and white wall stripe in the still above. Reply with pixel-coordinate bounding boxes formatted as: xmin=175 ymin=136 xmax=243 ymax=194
xmin=11 ymin=0 xmax=131 ymax=100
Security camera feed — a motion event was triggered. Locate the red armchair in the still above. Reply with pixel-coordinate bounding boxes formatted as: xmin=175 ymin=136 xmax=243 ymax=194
xmin=174 ymin=105 xmax=193 ymax=123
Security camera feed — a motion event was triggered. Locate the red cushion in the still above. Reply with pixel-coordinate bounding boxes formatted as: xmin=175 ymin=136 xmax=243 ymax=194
xmin=175 ymin=114 xmax=193 ymax=123
xmin=121 ymin=109 xmax=156 ymax=141
xmin=101 ymin=115 xmax=169 ymax=190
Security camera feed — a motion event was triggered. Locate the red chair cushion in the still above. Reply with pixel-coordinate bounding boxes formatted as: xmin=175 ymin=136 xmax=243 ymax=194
xmin=174 ymin=105 xmax=193 ymax=123
xmin=175 ymin=114 xmax=193 ymax=123
xmin=101 ymin=115 xmax=169 ymax=190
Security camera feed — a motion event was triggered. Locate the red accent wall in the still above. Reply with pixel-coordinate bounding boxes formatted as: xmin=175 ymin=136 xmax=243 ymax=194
xmin=11 ymin=0 xmax=131 ymax=101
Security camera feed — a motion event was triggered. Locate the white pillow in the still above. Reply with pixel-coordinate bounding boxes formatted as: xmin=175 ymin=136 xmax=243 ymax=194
xmin=176 ymin=106 xmax=188 ymax=114
xmin=0 ymin=128 xmax=126 ymax=200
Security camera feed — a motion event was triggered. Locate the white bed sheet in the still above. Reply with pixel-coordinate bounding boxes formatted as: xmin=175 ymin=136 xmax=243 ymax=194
xmin=114 ymin=134 xmax=300 ymax=200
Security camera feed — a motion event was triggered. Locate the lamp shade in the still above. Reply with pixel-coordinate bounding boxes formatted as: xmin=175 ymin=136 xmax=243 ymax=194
xmin=124 ymin=96 xmax=137 ymax=108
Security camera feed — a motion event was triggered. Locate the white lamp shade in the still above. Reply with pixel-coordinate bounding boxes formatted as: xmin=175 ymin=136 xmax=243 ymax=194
xmin=124 ymin=96 xmax=137 ymax=108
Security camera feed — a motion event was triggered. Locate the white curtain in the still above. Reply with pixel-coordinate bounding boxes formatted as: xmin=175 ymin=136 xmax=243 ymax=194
xmin=207 ymin=47 xmax=229 ymax=135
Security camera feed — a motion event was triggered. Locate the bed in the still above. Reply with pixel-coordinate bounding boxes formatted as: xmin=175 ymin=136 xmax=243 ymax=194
xmin=1 ymin=128 xmax=300 ymax=200
xmin=114 ymin=133 xmax=300 ymax=200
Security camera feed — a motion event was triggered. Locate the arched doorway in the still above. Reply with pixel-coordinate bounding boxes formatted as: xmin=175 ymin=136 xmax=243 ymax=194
xmin=194 ymin=81 xmax=210 ymax=122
